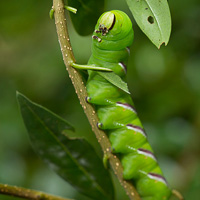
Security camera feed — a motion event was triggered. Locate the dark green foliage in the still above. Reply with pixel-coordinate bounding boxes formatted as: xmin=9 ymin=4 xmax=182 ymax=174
xmin=67 ymin=0 xmax=105 ymax=35
xmin=17 ymin=92 xmax=114 ymax=200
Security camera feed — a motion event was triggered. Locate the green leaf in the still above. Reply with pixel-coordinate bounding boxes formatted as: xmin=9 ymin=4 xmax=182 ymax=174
xmin=126 ymin=0 xmax=171 ymax=48
xmin=17 ymin=92 xmax=114 ymax=200
xmin=98 ymin=72 xmax=130 ymax=94
xmin=67 ymin=0 xmax=105 ymax=36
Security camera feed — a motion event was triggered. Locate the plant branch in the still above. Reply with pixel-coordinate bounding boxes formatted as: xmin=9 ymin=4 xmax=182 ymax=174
xmin=0 ymin=183 xmax=72 ymax=200
xmin=52 ymin=0 xmax=141 ymax=199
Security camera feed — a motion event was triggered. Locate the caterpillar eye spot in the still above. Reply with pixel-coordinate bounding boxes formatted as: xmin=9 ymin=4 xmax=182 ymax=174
xmin=92 ymin=35 xmax=97 ymax=39
xmin=92 ymin=35 xmax=102 ymax=43
xmin=147 ymin=16 xmax=154 ymax=24
xmin=97 ymin=38 xmax=102 ymax=43
xmin=99 ymin=25 xmax=108 ymax=36
xmin=95 ymin=29 xmax=101 ymax=33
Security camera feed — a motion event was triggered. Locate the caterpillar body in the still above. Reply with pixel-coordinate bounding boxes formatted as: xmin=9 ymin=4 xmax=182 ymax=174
xmin=86 ymin=10 xmax=171 ymax=200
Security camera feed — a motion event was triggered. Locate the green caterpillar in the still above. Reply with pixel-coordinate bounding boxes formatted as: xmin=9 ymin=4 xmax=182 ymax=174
xmin=86 ymin=10 xmax=172 ymax=200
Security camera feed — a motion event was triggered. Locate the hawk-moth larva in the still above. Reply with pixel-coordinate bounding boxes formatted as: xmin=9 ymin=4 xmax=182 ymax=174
xmin=86 ymin=10 xmax=172 ymax=200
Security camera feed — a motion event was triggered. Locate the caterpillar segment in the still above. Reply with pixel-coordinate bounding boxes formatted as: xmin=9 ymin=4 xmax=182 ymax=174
xmin=86 ymin=10 xmax=172 ymax=199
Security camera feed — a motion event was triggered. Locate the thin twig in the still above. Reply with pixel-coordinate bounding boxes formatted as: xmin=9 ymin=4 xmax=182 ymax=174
xmin=52 ymin=0 xmax=141 ymax=199
xmin=0 ymin=183 xmax=72 ymax=200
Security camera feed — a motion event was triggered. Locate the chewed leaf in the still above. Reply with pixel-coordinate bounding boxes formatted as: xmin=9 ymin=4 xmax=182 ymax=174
xmin=126 ymin=0 xmax=171 ymax=48
xmin=98 ymin=72 xmax=130 ymax=94
xmin=17 ymin=92 xmax=114 ymax=200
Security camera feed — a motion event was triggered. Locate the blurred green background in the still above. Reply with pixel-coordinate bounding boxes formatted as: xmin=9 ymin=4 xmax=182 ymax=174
xmin=0 ymin=0 xmax=200 ymax=199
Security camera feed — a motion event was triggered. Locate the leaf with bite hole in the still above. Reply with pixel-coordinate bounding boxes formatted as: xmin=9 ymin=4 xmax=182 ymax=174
xmin=126 ymin=0 xmax=171 ymax=48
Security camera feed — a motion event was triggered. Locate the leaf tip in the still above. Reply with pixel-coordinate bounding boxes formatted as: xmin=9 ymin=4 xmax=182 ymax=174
xmin=16 ymin=90 xmax=20 ymax=97
xmin=158 ymin=40 xmax=169 ymax=49
xmin=16 ymin=91 xmax=29 ymax=104
xmin=16 ymin=91 xmax=24 ymax=102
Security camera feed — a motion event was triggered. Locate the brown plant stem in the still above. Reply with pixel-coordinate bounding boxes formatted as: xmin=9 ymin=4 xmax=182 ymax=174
xmin=0 ymin=183 xmax=72 ymax=200
xmin=52 ymin=0 xmax=141 ymax=199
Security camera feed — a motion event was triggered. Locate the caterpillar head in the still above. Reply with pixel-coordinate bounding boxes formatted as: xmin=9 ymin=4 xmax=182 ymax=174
xmin=95 ymin=12 xmax=116 ymax=36
xmin=92 ymin=10 xmax=134 ymax=50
